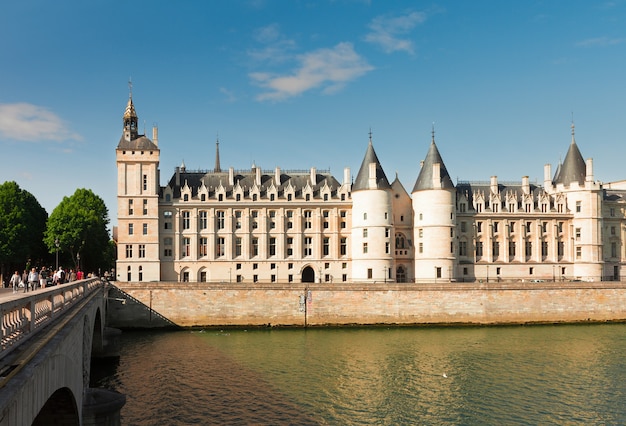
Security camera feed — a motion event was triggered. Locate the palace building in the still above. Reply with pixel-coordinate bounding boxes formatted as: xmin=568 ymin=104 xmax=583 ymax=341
xmin=116 ymin=93 xmax=626 ymax=284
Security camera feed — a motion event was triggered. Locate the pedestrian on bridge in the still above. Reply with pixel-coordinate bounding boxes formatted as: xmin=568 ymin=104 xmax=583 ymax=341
xmin=9 ymin=271 xmax=20 ymax=294
xmin=39 ymin=267 xmax=48 ymax=289
xmin=27 ymin=267 xmax=38 ymax=292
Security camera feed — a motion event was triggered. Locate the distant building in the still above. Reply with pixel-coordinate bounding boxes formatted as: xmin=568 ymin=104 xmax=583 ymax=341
xmin=116 ymin=93 xmax=626 ymax=283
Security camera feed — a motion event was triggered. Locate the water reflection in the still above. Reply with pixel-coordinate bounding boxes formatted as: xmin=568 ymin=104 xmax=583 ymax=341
xmin=94 ymin=325 xmax=626 ymax=425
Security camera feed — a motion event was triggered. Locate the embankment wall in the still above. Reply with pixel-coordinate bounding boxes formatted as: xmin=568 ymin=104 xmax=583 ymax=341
xmin=106 ymin=281 xmax=626 ymax=328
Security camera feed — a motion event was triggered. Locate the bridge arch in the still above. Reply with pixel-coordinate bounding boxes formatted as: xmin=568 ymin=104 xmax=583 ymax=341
xmin=33 ymin=387 xmax=79 ymax=426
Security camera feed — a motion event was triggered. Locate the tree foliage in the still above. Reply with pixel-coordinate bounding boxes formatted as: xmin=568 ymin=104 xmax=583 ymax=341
xmin=44 ymin=188 xmax=110 ymax=273
xmin=0 ymin=181 xmax=48 ymax=273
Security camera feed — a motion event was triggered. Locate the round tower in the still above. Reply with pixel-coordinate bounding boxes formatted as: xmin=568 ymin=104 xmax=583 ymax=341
xmin=351 ymin=135 xmax=394 ymax=283
xmin=412 ymin=131 xmax=456 ymax=282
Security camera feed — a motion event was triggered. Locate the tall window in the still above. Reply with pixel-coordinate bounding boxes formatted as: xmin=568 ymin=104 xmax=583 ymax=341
xmin=182 ymin=237 xmax=190 ymax=257
xmin=323 ymin=237 xmax=330 ymax=256
xmin=235 ymin=238 xmax=242 ymax=257
xmin=363 ymin=242 xmax=368 ymax=254
xmin=164 ymin=211 xmax=172 ymax=230
xmin=163 ymin=237 xmax=172 ymax=257
xmin=541 ymin=241 xmax=548 ymax=258
xmin=199 ymin=237 xmax=208 ymax=257
xmin=143 ymin=199 xmax=148 ymax=215
xmin=269 ymin=237 xmax=276 ymax=256
xmin=128 ymin=199 xmax=134 ymax=215
xmin=251 ymin=211 xmax=258 ymax=229
xmin=235 ymin=211 xmax=242 ymax=229
xmin=287 ymin=237 xmax=294 ymax=256
xmin=139 ymin=244 xmax=146 ymax=258
xmin=143 ymin=223 xmax=148 ymax=235
xmin=252 ymin=238 xmax=259 ymax=257
xmin=363 ymin=228 xmax=368 ymax=238
xmin=216 ymin=237 xmax=225 ymax=257
xmin=304 ymin=237 xmax=313 ymax=256
xmin=216 ymin=211 xmax=225 ymax=230
xmin=304 ymin=210 xmax=312 ymax=229
xmin=476 ymin=241 xmax=483 ymax=257
xmin=459 ymin=241 xmax=467 ymax=256
xmin=525 ymin=241 xmax=532 ymax=257
xmin=340 ymin=237 xmax=347 ymax=256
xmin=143 ymin=174 xmax=147 ymax=191
xmin=182 ymin=211 xmax=190 ymax=230
xmin=128 ymin=223 xmax=134 ymax=235
xmin=199 ymin=211 xmax=208 ymax=230
xmin=126 ymin=244 xmax=132 ymax=258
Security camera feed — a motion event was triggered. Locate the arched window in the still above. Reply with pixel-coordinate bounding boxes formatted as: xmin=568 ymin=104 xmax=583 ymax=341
xmin=395 ymin=233 xmax=406 ymax=249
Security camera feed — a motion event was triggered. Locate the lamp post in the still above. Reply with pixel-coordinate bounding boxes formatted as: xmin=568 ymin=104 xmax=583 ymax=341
xmin=55 ymin=239 xmax=59 ymax=270
xmin=384 ymin=266 xmax=387 ymax=283
xmin=229 ymin=268 xmax=232 ymax=283
xmin=77 ymin=253 xmax=80 ymax=271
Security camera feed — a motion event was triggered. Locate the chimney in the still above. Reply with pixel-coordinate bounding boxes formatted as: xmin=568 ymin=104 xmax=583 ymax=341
xmin=343 ymin=167 xmax=350 ymax=186
xmin=586 ymin=158 xmax=593 ymax=182
xmin=175 ymin=167 xmax=180 ymax=186
xmin=310 ymin=167 xmax=317 ymax=186
xmin=543 ymin=164 xmax=552 ymax=188
xmin=490 ymin=176 xmax=498 ymax=195
xmin=522 ymin=176 xmax=530 ymax=194
xmin=256 ymin=166 xmax=261 ymax=186
xmin=275 ymin=167 xmax=281 ymax=186
xmin=152 ymin=125 xmax=158 ymax=146
xmin=229 ymin=167 xmax=234 ymax=186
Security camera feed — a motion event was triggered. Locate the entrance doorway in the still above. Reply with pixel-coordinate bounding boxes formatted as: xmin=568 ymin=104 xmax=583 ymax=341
xmin=302 ymin=266 xmax=315 ymax=283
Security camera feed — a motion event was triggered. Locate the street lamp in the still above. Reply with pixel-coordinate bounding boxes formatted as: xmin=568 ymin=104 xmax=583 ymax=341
xmin=55 ymin=239 xmax=59 ymax=270
xmin=77 ymin=253 xmax=80 ymax=271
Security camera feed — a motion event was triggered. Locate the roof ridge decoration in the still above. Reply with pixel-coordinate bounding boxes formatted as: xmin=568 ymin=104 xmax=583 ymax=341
xmin=352 ymin=132 xmax=391 ymax=192
xmin=412 ymin=127 xmax=455 ymax=192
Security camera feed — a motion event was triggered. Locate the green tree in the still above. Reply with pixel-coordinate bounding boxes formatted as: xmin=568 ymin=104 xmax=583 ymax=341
xmin=44 ymin=188 xmax=111 ymax=274
xmin=0 ymin=181 xmax=48 ymax=284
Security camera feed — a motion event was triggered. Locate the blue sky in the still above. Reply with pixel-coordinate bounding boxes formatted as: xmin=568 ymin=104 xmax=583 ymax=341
xmin=2 ymin=1 xmax=626 ymax=229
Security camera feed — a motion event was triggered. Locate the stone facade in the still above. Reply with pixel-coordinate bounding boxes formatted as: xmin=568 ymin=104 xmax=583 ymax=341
xmin=115 ymin=93 xmax=626 ymax=284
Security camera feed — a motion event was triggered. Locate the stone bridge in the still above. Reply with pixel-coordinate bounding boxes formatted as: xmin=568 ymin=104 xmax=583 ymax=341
xmin=0 ymin=278 xmax=124 ymax=425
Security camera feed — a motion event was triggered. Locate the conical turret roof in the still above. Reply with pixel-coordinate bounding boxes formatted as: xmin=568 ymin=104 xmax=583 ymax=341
xmin=553 ymin=124 xmax=586 ymax=186
xmin=412 ymin=137 xmax=454 ymax=192
xmin=352 ymin=137 xmax=391 ymax=192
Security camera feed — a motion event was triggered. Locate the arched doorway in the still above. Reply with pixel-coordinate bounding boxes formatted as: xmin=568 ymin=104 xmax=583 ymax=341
xmin=301 ymin=266 xmax=315 ymax=283
xmin=396 ymin=265 xmax=407 ymax=283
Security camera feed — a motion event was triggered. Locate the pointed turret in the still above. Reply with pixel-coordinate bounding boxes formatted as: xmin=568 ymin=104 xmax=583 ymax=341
xmin=352 ymin=133 xmax=391 ymax=192
xmin=214 ymin=138 xmax=222 ymax=173
xmin=553 ymin=123 xmax=586 ymax=186
xmin=117 ymin=82 xmax=158 ymax=150
xmin=412 ymin=130 xmax=454 ymax=192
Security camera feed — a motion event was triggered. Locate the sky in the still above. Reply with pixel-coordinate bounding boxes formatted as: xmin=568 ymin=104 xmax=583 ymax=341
xmin=2 ymin=0 xmax=626 ymax=229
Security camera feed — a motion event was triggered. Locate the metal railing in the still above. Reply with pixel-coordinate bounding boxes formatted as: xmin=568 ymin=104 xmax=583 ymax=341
xmin=0 ymin=278 xmax=102 ymax=360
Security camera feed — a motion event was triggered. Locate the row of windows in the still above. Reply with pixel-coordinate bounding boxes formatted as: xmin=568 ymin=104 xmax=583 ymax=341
xmin=161 ymin=236 xmax=350 ymax=259
xmin=167 ymin=209 xmax=350 ymax=231
xmin=465 ymin=221 xmax=566 ymax=235
xmin=128 ymin=223 xmax=149 ymax=235
xmin=459 ymin=199 xmax=570 ymax=214
xmin=125 ymin=244 xmax=146 ymax=258
xmin=167 ymin=191 xmax=349 ymax=203
xmin=127 ymin=198 xmax=149 ymax=215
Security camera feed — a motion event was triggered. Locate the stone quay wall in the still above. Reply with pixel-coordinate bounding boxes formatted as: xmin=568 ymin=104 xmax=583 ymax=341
xmin=106 ymin=281 xmax=626 ymax=328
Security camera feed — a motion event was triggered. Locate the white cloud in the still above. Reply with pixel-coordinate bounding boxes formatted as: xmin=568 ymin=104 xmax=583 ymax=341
xmin=248 ymin=24 xmax=297 ymax=64
xmin=576 ymin=36 xmax=626 ymax=47
xmin=365 ymin=11 xmax=426 ymax=54
xmin=250 ymin=42 xmax=374 ymax=101
xmin=0 ymin=103 xmax=81 ymax=142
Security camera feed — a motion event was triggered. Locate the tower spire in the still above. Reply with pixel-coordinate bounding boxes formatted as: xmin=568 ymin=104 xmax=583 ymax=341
xmin=214 ymin=136 xmax=222 ymax=173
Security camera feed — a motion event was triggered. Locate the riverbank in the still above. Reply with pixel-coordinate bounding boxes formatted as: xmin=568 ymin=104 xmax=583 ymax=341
xmin=105 ymin=281 xmax=626 ymax=328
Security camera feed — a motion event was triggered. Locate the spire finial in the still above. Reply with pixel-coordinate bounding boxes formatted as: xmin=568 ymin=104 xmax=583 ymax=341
xmin=570 ymin=112 xmax=576 ymax=144
xmin=214 ymin=135 xmax=222 ymax=173
xmin=368 ymin=128 xmax=373 ymax=144
xmin=128 ymin=77 xmax=133 ymax=99
xmin=431 ymin=122 xmax=435 ymax=143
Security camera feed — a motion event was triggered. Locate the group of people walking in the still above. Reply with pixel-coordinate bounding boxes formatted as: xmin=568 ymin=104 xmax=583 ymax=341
xmin=8 ymin=266 xmax=84 ymax=293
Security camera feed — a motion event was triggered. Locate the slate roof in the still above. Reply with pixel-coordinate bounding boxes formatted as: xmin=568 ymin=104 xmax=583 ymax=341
xmin=164 ymin=168 xmax=343 ymax=200
xmin=352 ymin=141 xmax=391 ymax=192
xmin=117 ymin=135 xmax=158 ymax=150
xmin=456 ymin=181 xmax=542 ymax=205
xmin=553 ymin=133 xmax=586 ymax=186
xmin=412 ymin=140 xmax=454 ymax=192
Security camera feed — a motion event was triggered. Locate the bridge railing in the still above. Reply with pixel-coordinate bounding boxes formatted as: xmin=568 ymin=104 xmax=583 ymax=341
xmin=0 ymin=278 xmax=103 ymax=360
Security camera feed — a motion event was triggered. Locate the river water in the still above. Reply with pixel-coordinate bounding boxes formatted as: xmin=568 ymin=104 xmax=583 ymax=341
xmin=93 ymin=324 xmax=626 ymax=425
